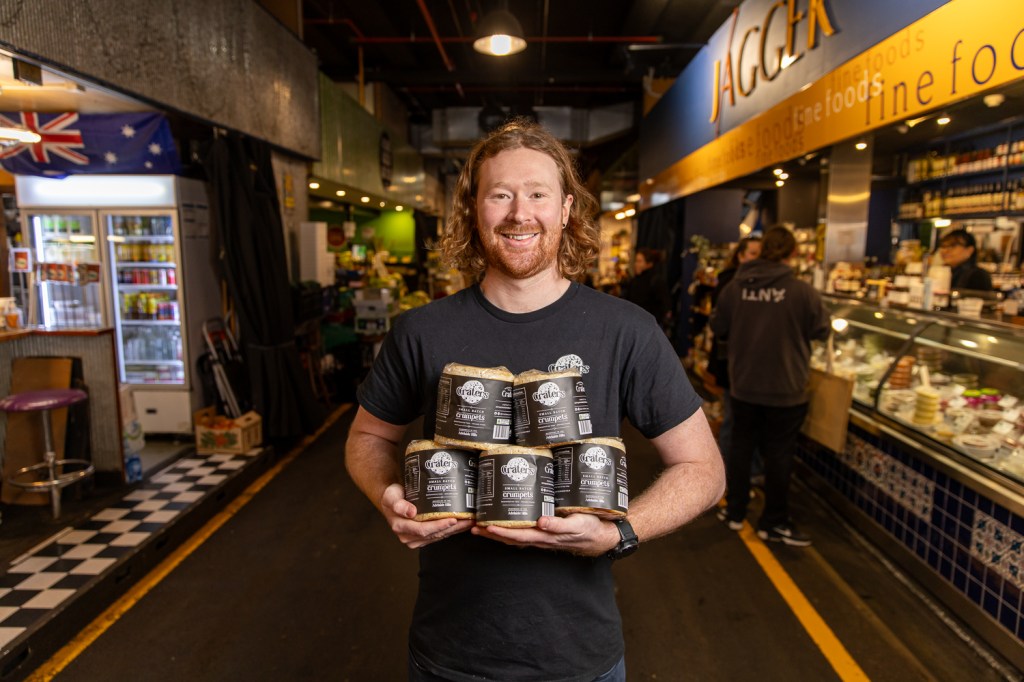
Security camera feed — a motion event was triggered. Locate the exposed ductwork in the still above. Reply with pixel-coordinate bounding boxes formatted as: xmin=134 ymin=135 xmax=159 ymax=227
xmin=424 ymin=102 xmax=635 ymax=152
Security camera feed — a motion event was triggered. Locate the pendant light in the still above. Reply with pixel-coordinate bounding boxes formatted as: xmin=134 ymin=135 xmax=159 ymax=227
xmin=473 ymin=8 xmax=527 ymax=56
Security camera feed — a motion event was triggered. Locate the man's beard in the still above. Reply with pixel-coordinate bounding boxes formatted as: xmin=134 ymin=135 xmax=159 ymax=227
xmin=479 ymin=225 xmax=561 ymax=279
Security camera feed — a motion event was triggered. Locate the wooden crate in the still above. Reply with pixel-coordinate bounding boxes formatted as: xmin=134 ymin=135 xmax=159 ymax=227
xmin=193 ymin=407 xmax=262 ymax=455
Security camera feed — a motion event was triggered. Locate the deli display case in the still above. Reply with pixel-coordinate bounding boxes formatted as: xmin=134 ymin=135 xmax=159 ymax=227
xmin=815 ymin=297 xmax=1024 ymax=485
xmin=800 ymin=295 xmax=1024 ymax=668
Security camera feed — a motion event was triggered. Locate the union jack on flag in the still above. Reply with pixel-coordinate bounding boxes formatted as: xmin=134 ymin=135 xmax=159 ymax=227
xmin=0 ymin=111 xmax=180 ymax=177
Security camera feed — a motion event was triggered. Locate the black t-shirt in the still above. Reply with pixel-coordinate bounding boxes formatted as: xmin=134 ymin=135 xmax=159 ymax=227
xmin=357 ymin=282 xmax=701 ymax=682
xmin=951 ymin=261 xmax=993 ymax=292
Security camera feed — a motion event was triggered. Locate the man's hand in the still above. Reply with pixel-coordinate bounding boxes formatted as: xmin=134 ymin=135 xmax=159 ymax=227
xmin=381 ymin=483 xmax=474 ymax=549
xmin=470 ymin=513 xmax=621 ymax=557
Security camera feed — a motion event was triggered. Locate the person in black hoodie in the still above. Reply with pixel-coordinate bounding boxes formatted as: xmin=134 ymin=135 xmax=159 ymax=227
xmin=710 ymin=226 xmax=830 ymax=546
xmin=706 ymin=236 xmax=762 ymax=389
xmin=706 ymin=236 xmax=761 ymax=478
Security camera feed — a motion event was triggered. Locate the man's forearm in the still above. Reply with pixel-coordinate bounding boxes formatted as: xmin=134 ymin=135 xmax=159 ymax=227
xmin=626 ymin=457 xmax=724 ymax=543
xmin=345 ymin=429 xmax=402 ymax=514
xmin=623 ymin=411 xmax=726 ymax=543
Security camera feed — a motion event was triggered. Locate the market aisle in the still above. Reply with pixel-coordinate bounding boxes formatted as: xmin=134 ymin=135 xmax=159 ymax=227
xmin=43 ymin=409 xmax=1012 ymax=681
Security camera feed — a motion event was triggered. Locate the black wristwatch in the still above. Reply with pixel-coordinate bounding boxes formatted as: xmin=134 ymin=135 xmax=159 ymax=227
xmin=607 ymin=518 xmax=639 ymax=560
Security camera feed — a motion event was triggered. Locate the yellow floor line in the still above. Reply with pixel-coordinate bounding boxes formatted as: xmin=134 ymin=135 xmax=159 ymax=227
xmin=27 ymin=404 xmax=352 ymax=682
xmin=737 ymin=520 xmax=870 ymax=681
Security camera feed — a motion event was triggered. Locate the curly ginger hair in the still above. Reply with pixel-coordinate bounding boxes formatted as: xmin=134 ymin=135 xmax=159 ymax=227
xmin=439 ymin=118 xmax=601 ymax=282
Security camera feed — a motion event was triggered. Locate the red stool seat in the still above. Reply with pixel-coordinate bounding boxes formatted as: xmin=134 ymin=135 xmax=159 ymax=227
xmin=1 ymin=387 xmax=93 ymax=518
xmin=0 ymin=388 xmax=88 ymax=413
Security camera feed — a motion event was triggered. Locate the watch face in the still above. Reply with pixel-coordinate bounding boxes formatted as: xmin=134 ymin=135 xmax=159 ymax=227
xmin=611 ymin=519 xmax=638 ymax=559
xmin=613 ymin=539 xmax=639 ymax=559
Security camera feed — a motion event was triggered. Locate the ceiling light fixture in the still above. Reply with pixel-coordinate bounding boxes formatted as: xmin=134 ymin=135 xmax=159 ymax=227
xmin=360 ymin=196 xmax=370 ymax=203
xmin=775 ymin=180 xmax=785 ymax=187
xmin=937 ymin=115 xmax=951 ymax=125
xmin=983 ymin=93 xmax=1006 ymax=108
xmin=336 ymin=190 xmax=346 ymax=197
xmin=855 ymin=141 xmax=867 ymax=150
xmin=308 ymin=181 xmax=320 ymax=189
xmin=473 ymin=8 xmax=527 ymax=56
xmin=772 ymin=168 xmax=783 ymax=176
xmin=778 ymin=172 xmax=789 ymax=180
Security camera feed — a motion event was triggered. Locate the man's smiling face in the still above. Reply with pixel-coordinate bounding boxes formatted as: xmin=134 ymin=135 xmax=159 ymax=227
xmin=475 ymin=147 xmax=572 ymax=280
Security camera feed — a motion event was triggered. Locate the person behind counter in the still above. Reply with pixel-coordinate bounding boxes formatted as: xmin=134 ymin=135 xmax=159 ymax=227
xmin=938 ymin=229 xmax=993 ymax=293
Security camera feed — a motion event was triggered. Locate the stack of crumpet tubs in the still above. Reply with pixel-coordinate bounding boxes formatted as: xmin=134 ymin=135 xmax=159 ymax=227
xmin=434 ymin=363 xmax=515 ymax=450
xmin=552 ymin=437 xmax=628 ymax=518
xmin=512 ymin=369 xmax=593 ymax=447
xmin=475 ymin=445 xmax=554 ymax=528
xmin=403 ymin=440 xmax=478 ymax=521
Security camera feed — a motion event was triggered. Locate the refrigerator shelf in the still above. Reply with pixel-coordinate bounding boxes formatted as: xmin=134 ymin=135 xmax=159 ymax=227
xmin=36 ymin=237 xmax=98 ymax=244
xmin=125 ymin=360 xmax=185 ymax=367
xmin=117 ymin=260 xmax=179 ymax=266
xmin=115 ymin=235 xmax=175 ymax=243
xmin=119 ymin=285 xmax=179 ymax=292
xmin=116 ymin=262 xmax=177 ymax=268
xmin=121 ymin=319 xmax=181 ymax=326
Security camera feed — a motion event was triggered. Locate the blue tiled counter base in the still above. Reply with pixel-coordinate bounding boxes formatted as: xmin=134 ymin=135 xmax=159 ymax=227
xmin=798 ymin=425 xmax=1024 ymax=641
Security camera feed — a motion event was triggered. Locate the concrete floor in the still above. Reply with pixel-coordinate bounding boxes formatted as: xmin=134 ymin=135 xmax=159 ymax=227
xmin=40 ymin=410 xmax=1020 ymax=681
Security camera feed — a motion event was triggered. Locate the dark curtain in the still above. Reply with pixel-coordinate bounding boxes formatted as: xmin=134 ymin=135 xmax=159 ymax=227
xmin=636 ymin=198 xmax=687 ymax=353
xmin=413 ymin=210 xmax=438 ymax=292
xmin=203 ymin=134 xmax=327 ymax=440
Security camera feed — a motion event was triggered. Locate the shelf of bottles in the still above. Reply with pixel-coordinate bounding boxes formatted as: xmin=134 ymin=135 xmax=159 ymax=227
xmin=29 ymin=212 xmax=105 ymax=328
xmin=107 ymin=213 xmax=184 ymax=385
xmin=899 ymin=137 xmax=1024 ymax=220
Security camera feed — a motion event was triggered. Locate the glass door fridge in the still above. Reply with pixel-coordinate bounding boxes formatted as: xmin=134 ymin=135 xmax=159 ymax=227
xmin=23 ymin=209 xmax=106 ymax=328
xmin=104 ymin=210 xmax=185 ymax=387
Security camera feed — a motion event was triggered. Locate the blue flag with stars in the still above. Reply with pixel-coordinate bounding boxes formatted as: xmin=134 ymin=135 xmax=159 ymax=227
xmin=0 ymin=112 xmax=180 ymax=177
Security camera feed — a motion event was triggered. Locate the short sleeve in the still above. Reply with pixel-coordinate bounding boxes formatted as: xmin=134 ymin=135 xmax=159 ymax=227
xmin=622 ymin=321 xmax=702 ymax=439
xmin=356 ymin=315 xmax=424 ymax=426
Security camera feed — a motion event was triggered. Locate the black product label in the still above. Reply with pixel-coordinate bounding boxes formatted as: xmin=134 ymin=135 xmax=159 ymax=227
xmin=553 ymin=442 xmax=628 ymax=513
xmin=403 ymin=448 xmax=478 ymax=515
xmin=434 ymin=374 xmax=513 ymax=445
xmin=475 ymin=454 xmax=555 ymax=524
xmin=513 ymin=376 xmax=592 ymax=446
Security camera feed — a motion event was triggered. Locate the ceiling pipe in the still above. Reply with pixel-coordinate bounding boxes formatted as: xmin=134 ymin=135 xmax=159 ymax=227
xmin=305 ymin=16 xmax=368 ymax=107
xmin=351 ymin=35 xmax=664 ymax=44
xmin=415 ymin=0 xmax=465 ymax=99
xmin=405 ymin=85 xmax=632 ymax=93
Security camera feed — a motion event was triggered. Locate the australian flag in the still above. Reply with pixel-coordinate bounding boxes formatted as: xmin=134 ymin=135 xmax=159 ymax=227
xmin=0 ymin=112 xmax=180 ymax=177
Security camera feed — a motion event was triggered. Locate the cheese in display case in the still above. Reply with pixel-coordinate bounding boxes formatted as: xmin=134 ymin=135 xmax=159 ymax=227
xmin=814 ymin=297 xmax=1024 ymax=482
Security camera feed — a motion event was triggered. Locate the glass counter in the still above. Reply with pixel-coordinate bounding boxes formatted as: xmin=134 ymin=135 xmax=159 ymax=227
xmin=815 ymin=296 xmax=1024 ymax=485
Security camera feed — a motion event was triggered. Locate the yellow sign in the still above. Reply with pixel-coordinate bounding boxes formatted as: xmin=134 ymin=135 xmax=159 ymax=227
xmin=710 ymin=0 xmax=838 ymax=123
xmin=645 ymin=0 xmax=1024 ymax=206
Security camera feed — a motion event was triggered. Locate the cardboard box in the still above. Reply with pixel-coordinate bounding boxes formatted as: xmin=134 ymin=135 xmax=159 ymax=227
xmin=194 ymin=407 xmax=262 ymax=455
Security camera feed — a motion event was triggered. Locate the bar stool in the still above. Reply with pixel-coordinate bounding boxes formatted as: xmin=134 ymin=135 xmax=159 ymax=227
xmin=0 ymin=388 xmax=95 ymax=519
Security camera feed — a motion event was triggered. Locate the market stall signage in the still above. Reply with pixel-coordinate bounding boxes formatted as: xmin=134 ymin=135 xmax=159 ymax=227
xmin=709 ymin=0 xmax=838 ymax=124
xmin=644 ymin=0 xmax=1024 ymax=205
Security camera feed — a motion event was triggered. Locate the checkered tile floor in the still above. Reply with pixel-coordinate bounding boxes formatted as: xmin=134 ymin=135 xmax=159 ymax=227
xmin=0 ymin=452 xmax=255 ymax=650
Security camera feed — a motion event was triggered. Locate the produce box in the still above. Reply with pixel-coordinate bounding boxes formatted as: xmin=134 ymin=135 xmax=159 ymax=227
xmin=194 ymin=407 xmax=262 ymax=455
